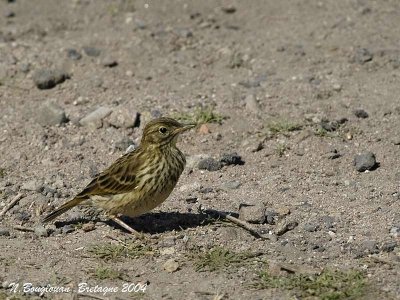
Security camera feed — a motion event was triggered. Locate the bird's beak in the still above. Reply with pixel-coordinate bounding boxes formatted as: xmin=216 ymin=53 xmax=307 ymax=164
xmin=174 ymin=124 xmax=196 ymax=134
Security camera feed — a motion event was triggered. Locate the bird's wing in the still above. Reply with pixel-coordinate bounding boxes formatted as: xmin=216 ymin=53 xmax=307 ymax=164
xmin=76 ymin=149 xmax=142 ymax=198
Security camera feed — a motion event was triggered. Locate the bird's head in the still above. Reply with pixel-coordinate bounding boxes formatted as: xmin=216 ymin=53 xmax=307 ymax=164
xmin=141 ymin=117 xmax=195 ymax=147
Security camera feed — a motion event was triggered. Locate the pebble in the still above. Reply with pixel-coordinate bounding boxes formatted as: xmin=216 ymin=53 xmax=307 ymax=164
xmin=275 ymin=219 xmax=298 ymax=236
xmin=238 ymin=203 xmax=266 ymax=224
xmin=66 ymin=48 xmax=82 ymax=60
xmin=198 ymin=124 xmax=210 ymax=134
xmin=353 ymin=109 xmax=369 ymax=118
xmin=222 ymin=180 xmax=241 ymax=190
xmin=83 ymin=46 xmax=101 ymax=57
xmin=265 ymin=210 xmax=278 ymax=224
xmin=303 ymin=222 xmax=319 ymax=232
xmin=34 ymin=225 xmax=49 ymax=237
xmin=359 ymin=240 xmax=379 ymax=255
xmin=220 ymin=152 xmax=244 ymax=166
xmin=82 ymin=222 xmax=96 ymax=232
xmin=197 ymin=157 xmax=222 ymax=171
xmin=354 ymin=151 xmax=377 ymax=172
xmin=324 ymin=148 xmax=341 ymax=159
xmin=245 ymin=94 xmax=261 ymax=114
xmin=35 ymin=100 xmax=68 ymax=126
xmin=107 ymin=108 xmax=139 ymax=128
xmin=19 ymin=63 xmax=31 ymax=73
xmin=179 ymin=182 xmax=201 ymax=193
xmin=221 ymin=6 xmax=236 ymax=14
xmin=381 ymin=241 xmax=397 ymax=252
xmin=60 ymin=225 xmax=74 ymax=234
xmin=0 ymin=227 xmax=10 ymax=236
xmin=354 ymin=48 xmax=373 ymax=64
xmin=163 ymin=259 xmax=180 ymax=273
xmin=32 ymin=69 xmax=70 ymax=89
xmin=21 ymin=179 xmax=43 ymax=192
xmin=389 ymin=226 xmax=400 ymax=238
xmin=79 ymin=107 xmax=112 ymax=129
xmin=101 ymin=56 xmax=118 ymax=68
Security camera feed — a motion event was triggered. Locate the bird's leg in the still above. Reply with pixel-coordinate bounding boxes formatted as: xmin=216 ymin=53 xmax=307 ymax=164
xmin=109 ymin=215 xmax=144 ymax=239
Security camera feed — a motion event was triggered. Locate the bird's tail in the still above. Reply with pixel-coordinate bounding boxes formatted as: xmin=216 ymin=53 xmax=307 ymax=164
xmin=42 ymin=197 xmax=85 ymax=223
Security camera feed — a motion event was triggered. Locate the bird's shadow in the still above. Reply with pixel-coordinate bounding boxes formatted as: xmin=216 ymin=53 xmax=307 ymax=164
xmin=53 ymin=210 xmax=236 ymax=234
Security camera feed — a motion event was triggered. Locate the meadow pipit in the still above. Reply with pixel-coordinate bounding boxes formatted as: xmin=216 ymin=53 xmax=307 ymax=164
xmin=43 ymin=117 xmax=195 ymax=237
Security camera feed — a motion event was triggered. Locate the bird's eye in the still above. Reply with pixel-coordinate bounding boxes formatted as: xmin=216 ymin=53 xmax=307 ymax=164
xmin=159 ymin=127 xmax=168 ymax=134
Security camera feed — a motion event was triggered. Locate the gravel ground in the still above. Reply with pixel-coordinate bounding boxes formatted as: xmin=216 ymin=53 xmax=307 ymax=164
xmin=0 ymin=0 xmax=399 ymax=299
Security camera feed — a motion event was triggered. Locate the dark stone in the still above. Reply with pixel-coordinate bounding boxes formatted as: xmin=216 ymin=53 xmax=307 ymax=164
xmin=265 ymin=210 xmax=278 ymax=224
xmin=353 ymin=109 xmax=369 ymax=118
xmin=0 ymin=227 xmax=10 ymax=236
xmin=220 ymin=152 xmax=244 ymax=166
xmin=355 ymin=48 xmax=373 ymax=64
xmin=354 ymin=151 xmax=377 ymax=172
xmin=66 ymin=48 xmax=82 ymax=60
xmin=381 ymin=241 xmax=397 ymax=252
xmin=32 ymin=69 xmax=70 ymax=89
xmin=197 ymin=158 xmax=222 ymax=171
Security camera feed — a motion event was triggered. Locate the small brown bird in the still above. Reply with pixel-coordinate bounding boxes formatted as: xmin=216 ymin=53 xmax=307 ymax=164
xmin=43 ymin=117 xmax=195 ymax=237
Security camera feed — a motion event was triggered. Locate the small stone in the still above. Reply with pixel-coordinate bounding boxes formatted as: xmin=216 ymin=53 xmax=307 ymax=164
xmin=102 ymin=56 xmax=118 ymax=68
xmin=35 ymin=100 xmax=68 ymax=126
xmin=198 ymin=158 xmax=222 ymax=171
xmin=275 ymin=220 xmax=298 ymax=236
xmin=66 ymin=48 xmax=82 ymax=60
xmin=354 ymin=48 xmax=373 ymax=64
xmin=198 ymin=124 xmax=210 ymax=134
xmin=222 ymin=6 xmax=236 ymax=13
xmin=126 ymin=70 xmax=134 ymax=77
xmin=0 ymin=227 xmax=10 ymax=236
xmin=390 ymin=226 xmax=400 ymax=238
xmin=353 ymin=109 xmax=369 ymax=118
xmin=179 ymin=182 xmax=201 ymax=193
xmin=163 ymin=259 xmax=179 ymax=273
xmin=34 ymin=225 xmax=49 ymax=237
xmin=83 ymin=46 xmax=101 ymax=57
xmin=19 ymin=63 xmax=31 ymax=73
xmin=32 ymin=69 xmax=70 ymax=89
xmin=359 ymin=240 xmax=379 ymax=254
xmin=222 ymin=180 xmax=241 ymax=190
xmin=82 ymin=222 xmax=95 ymax=232
xmin=303 ymin=222 xmax=319 ymax=232
xmin=21 ymin=180 xmax=43 ymax=192
xmin=220 ymin=152 xmax=244 ymax=166
xmin=62 ymin=225 xmax=75 ymax=234
xmin=265 ymin=210 xmax=278 ymax=225
xmin=79 ymin=107 xmax=112 ymax=129
xmin=381 ymin=241 xmax=397 ymax=252
xmin=324 ymin=148 xmax=341 ymax=159
xmin=245 ymin=94 xmax=261 ymax=114
xmin=238 ymin=203 xmax=266 ymax=224
xmin=320 ymin=119 xmax=339 ymax=132
xmin=107 ymin=108 xmax=139 ymax=128
xmin=354 ymin=151 xmax=377 ymax=172
xmin=332 ymin=84 xmax=342 ymax=91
